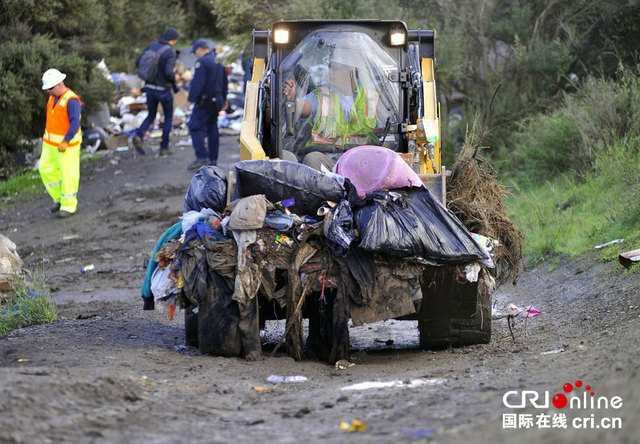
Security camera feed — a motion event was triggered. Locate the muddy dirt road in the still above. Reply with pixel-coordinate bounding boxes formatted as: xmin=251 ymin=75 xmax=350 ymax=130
xmin=1 ymin=135 xmax=638 ymax=443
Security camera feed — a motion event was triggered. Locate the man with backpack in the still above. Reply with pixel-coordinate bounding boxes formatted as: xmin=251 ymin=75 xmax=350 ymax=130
xmin=186 ymin=39 xmax=228 ymax=170
xmin=132 ymin=27 xmax=180 ymax=156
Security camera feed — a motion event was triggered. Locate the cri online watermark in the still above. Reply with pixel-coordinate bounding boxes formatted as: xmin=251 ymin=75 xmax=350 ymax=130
xmin=502 ymin=380 xmax=623 ymax=430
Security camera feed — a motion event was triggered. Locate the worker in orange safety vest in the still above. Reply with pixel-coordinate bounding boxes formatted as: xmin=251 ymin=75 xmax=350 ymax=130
xmin=40 ymin=68 xmax=82 ymax=218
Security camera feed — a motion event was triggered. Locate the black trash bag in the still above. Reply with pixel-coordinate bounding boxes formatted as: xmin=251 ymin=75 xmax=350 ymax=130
xmin=197 ymin=270 xmax=242 ymax=357
xmin=234 ymin=160 xmax=349 ymax=216
xmin=184 ymin=165 xmax=227 ymax=213
xmin=353 ymin=188 xmax=489 ymax=264
xmin=323 ymin=200 xmax=355 ymax=257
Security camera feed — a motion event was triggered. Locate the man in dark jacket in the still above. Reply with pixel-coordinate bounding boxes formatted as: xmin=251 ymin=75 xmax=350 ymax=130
xmin=186 ymin=39 xmax=228 ymax=170
xmin=133 ymin=27 xmax=180 ymax=156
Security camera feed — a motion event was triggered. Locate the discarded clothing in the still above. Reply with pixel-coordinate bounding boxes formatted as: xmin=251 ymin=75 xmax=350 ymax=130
xmin=141 ymin=221 xmax=182 ymax=301
xmin=228 ymin=195 xmax=273 ymax=231
xmin=264 ymin=212 xmax=294 ymax=231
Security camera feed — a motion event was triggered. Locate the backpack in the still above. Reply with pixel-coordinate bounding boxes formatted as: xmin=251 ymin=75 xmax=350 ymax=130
xmin=137 ymin=45 xmax=172 ymax=82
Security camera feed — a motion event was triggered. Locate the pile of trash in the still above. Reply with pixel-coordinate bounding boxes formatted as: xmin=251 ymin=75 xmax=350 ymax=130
xmin=84 ymin=52 xmax=246 ymax=153
xmin=142 ymin=146 xmax=497 ymax=363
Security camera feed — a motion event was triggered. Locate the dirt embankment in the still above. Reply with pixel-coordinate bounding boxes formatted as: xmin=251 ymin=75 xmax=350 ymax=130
xmin=1 ymin=137 xmax=638 ymax=443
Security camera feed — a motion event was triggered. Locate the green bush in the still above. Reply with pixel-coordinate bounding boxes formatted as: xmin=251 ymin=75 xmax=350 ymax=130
xmin=507 ymin=136 xmax=640 ymax=263
xmin=0 ymin=35 xmax=113 ymax=168
xmin=504 ymin=69 xmax=640 ymax=185
xmin=509 ymin=110 xmax=582 ymax=183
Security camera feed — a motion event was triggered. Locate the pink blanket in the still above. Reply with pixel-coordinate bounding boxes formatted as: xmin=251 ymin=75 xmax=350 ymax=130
xmin=333 ymin=145 xmax=423 ymax=198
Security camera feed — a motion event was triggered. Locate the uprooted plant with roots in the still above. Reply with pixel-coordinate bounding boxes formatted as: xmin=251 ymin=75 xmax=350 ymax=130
xmin=447 ymin=114 xmax=524 ymax=286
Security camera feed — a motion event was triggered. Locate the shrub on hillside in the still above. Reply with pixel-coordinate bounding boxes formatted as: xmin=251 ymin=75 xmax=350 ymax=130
xmin=0 ymin=36 xmax=113 ymax=168
xmin=506 ymin=68 xmax=640 ymax=185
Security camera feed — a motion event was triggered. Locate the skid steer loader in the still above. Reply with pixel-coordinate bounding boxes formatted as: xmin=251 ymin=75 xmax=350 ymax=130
xmin=234 ymin=19 xmax=492 ymax=353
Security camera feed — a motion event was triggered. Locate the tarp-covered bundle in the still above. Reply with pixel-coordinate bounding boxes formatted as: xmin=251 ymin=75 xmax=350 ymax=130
xmin=354 ymin=188 xmax=489 ymax=264
xmin=234 ymin=160 xmax=351 ymax=216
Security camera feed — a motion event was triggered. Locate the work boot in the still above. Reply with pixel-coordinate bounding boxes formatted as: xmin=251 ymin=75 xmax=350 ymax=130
xmin=132 ymin=135 xmax=145 ymax=155
xmin=50 ymin=202 xmax=60 ymax=213
xmin=159 ymin=148 xmax=172 ymax=157
xmin=58 ymin=210 xmax=74 ymax=219
xmin=187 ymin=159 xmax=208 ymax=171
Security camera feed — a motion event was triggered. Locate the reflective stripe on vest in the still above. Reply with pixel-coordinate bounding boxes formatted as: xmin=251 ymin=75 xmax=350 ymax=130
xmin=308 ymin=87 xmax=376 ymax=147
xmin=43 ymin=89 xmax=82 ymax=148
xmin=366 ymin=91 xmax=379 ymax=120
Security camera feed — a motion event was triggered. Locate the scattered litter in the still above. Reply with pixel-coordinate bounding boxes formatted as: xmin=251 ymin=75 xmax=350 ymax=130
xmin=135 ymin=197 xmax=146 ymax=203
xmin=335 ymin=359 xmax=356 ymax=370
xmin=619 ymin=249 xmax=640 ymax=269
xmin=541 ymin=348 xmax=564 ymax=355
xmin=340 ymin=419 xmax=367 ymax=433
xmin=81 ymin=264 xmax=95 ymax=274
xmin=62 ymin=234 xmax=80 ymax=241
xmin=252 ymin=386 xmax=270 ymax=392
xmin=116 ymin=146 xmax=129 ymax=152
xmin=266 ymin=375 xmax=308 ymax=384
xmin=341 ymin=378 xmax=444 ymax=391
xmin=167 ymin=304 xmax=176 ymax=321
xmin=400 ymin=428 xmax=436 ymax=437
xmin=594 ymin=238 xmax=624 ymax=249
xmin=56 ymin=257 xmax=74 ymax=263
xmin=274 ymin=234 xmax=293 ymax=247
xmin=464 ymin=262 xmax=481 ymax=282
xmin=507 ymin=303 xmax=543 ymax=319
xmin=114 ymin=170 xmax=122 ymax=175
xmin=17 ymin=358 xmax=29 ymax=362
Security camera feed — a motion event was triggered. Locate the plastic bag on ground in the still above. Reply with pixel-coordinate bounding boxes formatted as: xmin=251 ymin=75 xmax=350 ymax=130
xmin=333 ymin=145 xmax=423 ymax=198
xmin=184 ymin=165 xmax=228 ymax=213
xmin=353 ymin=188 xmax=489 ymax=264
xmin=234 ymin=160 xmax=348 ymax=217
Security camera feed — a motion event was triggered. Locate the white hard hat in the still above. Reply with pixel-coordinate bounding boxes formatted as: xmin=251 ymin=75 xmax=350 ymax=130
xmin=42 ymin=68 xmax=66 ymax=90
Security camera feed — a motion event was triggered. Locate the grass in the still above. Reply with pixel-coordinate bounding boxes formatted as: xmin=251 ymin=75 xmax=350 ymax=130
xmin=0 ymin=274 xmax=58 ymax=336
xmin=0 ymin=171 xmax=42 ymax=199
xmin=506 ymin=137 xmax=640 ymax=264
xmin=0 ymin=151 xmax=100 ymax=203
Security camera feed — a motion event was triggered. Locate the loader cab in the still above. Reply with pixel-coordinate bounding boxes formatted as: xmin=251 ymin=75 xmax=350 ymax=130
xmin=242 ymin=20 xmax=443 ymax=197
xmin=274 ymin=23 xmax=404 ymax=156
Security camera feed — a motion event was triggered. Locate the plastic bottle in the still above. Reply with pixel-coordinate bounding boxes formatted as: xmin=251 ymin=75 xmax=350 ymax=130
xmin=81 ymin=264 xmax=95 ymax=274
xmin=266 ymin=374 xmax=307 ymax=384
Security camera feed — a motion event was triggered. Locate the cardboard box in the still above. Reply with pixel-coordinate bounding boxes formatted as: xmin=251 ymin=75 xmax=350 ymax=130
xmin=174 ymin=89 xmax=189 ymax=111
xmin=103 ymin=133 xmax=129 ymax=151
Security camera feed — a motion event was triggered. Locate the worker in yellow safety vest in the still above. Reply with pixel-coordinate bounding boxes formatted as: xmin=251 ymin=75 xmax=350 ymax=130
xmin=283 ymin=61 xmax=379 ymax=151
xmin=40 ymin=68 xmax=82 ymax=218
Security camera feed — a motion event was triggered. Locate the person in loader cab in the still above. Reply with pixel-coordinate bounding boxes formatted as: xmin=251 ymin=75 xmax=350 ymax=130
xmin=283 ymin=61 xmax=380 ymax=153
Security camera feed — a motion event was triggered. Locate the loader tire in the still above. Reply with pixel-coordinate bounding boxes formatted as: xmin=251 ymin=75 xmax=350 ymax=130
xmin=417 ymin=267 xmax=492 ymax=349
